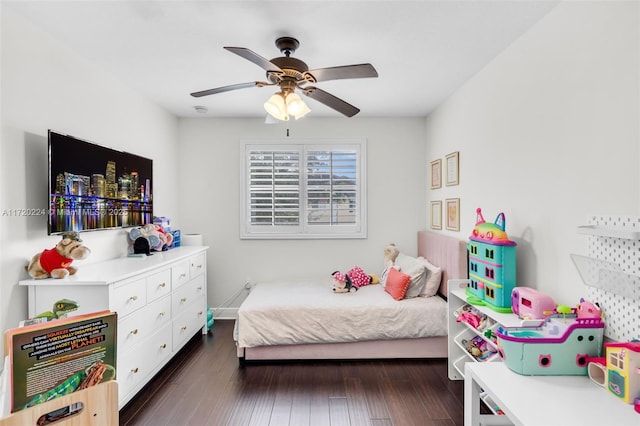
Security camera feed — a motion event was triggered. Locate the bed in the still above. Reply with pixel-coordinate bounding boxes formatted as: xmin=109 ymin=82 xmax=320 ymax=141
xmin=234 ymin=231 xmax=468 ymax=362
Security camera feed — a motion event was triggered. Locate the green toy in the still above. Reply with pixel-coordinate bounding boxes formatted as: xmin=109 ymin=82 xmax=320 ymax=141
xmin=34 ymin=299 xmax=79 ymax=321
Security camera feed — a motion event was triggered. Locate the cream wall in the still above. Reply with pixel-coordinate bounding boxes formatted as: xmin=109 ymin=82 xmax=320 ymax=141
xmin=0 ymin=9 xmax=180 ymax=353
xmin=425 ymin=0 xmax=639 ymax=305
xmin=177 ymin=117 xmax=427 ymax=316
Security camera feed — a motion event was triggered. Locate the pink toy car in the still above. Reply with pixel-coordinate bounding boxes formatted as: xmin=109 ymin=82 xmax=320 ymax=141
xmin=511 ymin=287 xmax=556 ymax=320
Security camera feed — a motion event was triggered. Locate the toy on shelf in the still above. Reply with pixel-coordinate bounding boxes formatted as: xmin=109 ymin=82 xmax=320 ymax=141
xmin=466 ymin=208 xmax=517 ymax=313
xmin=602 ymin=341 xmax=640 ymax=405
xmin=496 ymin=305 xmax=605 ymax=375
xmin=454 ymin=303 xmax=494 ymax=333
xmin=576 ymin=298 xmax=603 ymax=319
xmin=461 ymin=335 xmax=498 ymax=362
xmin=511 ymin=287 xmax=556 ymax=320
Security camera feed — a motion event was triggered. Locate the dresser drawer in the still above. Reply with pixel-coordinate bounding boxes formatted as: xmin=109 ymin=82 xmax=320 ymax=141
xmin=118 ymin=323 xmax=172 ymax=404
xmin=171 ymin=275 xmax=205 ymax=317
xmin=112 ymin=278 xmax=147 ymax=317
xmin=172 ymin=305 xmax=206 ymax=351
xmin=117 ymin=295 xmax=171 ymax=353
xmin=189 ymin=253 xmax=206 ymax=278
xmin=146 ymin=269 xmax=171 ymax=302
xmin=171 ymin=260 xmax=190 ymax=290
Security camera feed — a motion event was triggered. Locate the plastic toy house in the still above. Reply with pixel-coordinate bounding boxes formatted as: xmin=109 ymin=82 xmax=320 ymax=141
xmin=467 ymin=208 xmax=517 ymax=313
xmin=605 ymin=341 xmax=640 ymax=404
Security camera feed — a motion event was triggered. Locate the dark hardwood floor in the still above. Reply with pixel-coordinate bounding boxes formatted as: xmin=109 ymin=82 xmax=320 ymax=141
xmin=119 ymin=320 xmax=466 ymax=426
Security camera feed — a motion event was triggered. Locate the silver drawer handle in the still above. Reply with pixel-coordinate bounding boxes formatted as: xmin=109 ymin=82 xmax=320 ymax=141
xmin=160 ymin=343 xmax=167 ymax=349
xmin=129 ymin=295 xmax=138 ymax=301
xmin=181 ymin=326 xmax=187 ymax=331
xmin=197 ymin=286 xmax=203 ymax=290
xmin=181 ymin=297 xmax=187 ymax=303
xmin=131 ymin=368 xmax=139 ymax=373
xmin=180 ymin=273 xmax=187 ymax=278
xmin=159 ymin=282 xmax=166 ymax=288
xmin=130 ymin=329 xmax=138 ymax=335
xmin=198 ymin=311 xmax=204 ymax=316
xmin=159 ymin=312 xmax=165 ymax=317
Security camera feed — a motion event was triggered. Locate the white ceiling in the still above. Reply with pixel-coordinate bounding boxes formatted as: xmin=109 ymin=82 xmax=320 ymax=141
xmin=4 ymin=1 xmax=559 ymax=119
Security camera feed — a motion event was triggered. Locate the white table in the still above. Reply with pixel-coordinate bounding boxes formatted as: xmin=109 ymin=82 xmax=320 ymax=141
xmin=464 ymin=362 xmax=639 ymax=426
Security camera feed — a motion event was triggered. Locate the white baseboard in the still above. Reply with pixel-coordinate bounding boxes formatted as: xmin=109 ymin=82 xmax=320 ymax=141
xmin=211 ymin=307 xmax=238 ymax=320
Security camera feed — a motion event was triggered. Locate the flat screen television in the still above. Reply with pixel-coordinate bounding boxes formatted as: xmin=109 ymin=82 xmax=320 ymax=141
xmin=48 ymin=130 xmax=153 ymax=235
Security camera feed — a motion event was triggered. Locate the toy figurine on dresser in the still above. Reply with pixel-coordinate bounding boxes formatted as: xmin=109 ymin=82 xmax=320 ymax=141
xmin=466 ymin=208 xmax=517 ymax=313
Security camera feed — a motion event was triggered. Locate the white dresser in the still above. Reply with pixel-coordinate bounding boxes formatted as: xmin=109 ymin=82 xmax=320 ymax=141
xmin=19 ymin=246 xmax=208 ymax=409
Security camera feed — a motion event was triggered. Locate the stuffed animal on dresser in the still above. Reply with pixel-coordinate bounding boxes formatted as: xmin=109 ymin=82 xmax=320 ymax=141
xmin=26 ymin=232 xmax=91 ymax=279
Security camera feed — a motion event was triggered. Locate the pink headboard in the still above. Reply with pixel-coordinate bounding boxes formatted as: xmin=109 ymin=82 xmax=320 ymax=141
xmin=417 ymin=231 xmax=468 ymax=297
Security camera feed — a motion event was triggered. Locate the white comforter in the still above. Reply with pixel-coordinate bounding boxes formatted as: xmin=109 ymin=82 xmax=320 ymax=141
xmin=235 ymin=280 xmax=447 ymax=348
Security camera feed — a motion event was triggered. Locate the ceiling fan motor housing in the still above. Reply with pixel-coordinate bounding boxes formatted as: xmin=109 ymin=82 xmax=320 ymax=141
xmin=267 ymin=56 xmax=309 ymax=83
xmin=275 ymin=36 xmax=300 ymax=56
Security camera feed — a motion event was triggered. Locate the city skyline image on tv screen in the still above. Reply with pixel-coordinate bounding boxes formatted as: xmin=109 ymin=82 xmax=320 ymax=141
xmin=48 ymin=130 xmax=153 ymax=234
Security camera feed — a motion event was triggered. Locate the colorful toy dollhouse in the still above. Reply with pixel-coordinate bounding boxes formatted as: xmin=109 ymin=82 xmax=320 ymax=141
xmin=467 ymin=208 xmax=517 ymax=313
xmin=604 ymin=341 xmax=640 ymax=404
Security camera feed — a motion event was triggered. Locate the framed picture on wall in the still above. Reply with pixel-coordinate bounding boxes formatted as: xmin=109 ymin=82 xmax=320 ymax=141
xmin=430 ymin=200 xmax=442 ymax=230
xmin=445 ymin=151 xmax=459 ymax=186
xmin=430 ymin=159 xmax=442 ymax=189
xmin=445 ymin=198 xmax=460 ymax=231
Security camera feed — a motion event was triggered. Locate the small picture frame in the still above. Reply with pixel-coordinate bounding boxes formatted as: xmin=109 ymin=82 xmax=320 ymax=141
xmin=445 ymin=198 xmax=460 ymax=231
xmin=445 ymin=151 xmax=459 ymax=186
xmin=430 ymin=200 xmax=442 ymax=230
xmin=430 ymin=159 xmax=442 ymax=189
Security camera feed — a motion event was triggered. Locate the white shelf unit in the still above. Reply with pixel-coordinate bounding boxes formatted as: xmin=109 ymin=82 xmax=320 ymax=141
xmin=447 ymin=279 xmax=524 ymax=382
xmin=576 ymin=225 xmax=640 ymax=239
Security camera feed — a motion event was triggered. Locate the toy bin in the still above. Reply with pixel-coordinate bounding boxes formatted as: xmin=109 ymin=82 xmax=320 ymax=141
xmin=496 ymin=314 xmax=604 ymax=375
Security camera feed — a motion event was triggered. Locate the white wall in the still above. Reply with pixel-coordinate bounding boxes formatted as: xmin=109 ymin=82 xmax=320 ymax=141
xmin=425 ymin=0 xmax=639 ymax=305
xmin=0 ymin=8 xmax=180 ymax=353
xmin=177 ymin=117 xmax=427 ymax=316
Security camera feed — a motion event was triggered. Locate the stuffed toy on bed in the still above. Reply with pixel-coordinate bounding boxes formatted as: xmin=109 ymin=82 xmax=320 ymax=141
xmin=380 ymin=243 xmax=400 ymax=284
xmin=332 ymin=266 xmax=378 ymax=293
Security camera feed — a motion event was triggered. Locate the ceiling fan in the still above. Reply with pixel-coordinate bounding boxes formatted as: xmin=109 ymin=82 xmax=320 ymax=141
xmin=190 ymin=36 xmax=378 ymax=120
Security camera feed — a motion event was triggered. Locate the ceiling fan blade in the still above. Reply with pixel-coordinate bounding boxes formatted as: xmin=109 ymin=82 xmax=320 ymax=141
xmin=224 ymin=46 xmax=284 ymax=73
xmin=306 ymin=63 xmax=378 ymax=83
xmin=190 ymin=82 xmax=264 ymax=98
xmin=302 ymin=87 xmax=360 ymax=117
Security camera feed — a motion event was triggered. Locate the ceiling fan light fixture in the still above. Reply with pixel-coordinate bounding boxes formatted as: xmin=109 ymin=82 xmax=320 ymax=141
xmin=264 ymin=93 xmax=289 ymax=121
xmin=286 ymin=92 xmax=311 ymax=119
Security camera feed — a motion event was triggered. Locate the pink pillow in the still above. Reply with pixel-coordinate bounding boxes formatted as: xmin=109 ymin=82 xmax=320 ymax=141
xmin=384 ymin=268 xmax=412 ymax=301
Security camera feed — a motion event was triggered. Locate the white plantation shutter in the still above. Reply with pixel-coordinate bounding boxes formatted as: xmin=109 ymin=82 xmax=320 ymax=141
xmin=248 ymin=150 xmax=300 ymax=226
xmin=241 ymin=140 xmax=367 ymax=239
xmin=306 ymin=149 xmax=358 ymax=226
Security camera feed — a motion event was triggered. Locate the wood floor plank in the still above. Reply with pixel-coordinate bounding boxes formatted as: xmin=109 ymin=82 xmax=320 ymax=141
xmin=120 ymin=320 xmax=466 ymax=426
xmin=343 ymin=377 xmax=372 ymax=426
xmin=328 ymin=397 xmax=351 ymax=426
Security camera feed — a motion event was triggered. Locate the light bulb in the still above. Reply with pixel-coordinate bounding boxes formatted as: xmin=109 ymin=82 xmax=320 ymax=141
xmin=264 ymin=93 xmax=289 ymax=121
xmin=286 ymin=93 xmax=311 ymax=119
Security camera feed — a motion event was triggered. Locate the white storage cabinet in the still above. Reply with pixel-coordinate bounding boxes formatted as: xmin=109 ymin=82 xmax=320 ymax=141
xmin=19 ymin=246 xmax=208 ymax=409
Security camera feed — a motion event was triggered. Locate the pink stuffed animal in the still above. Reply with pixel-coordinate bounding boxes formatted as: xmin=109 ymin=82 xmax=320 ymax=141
xmin=576 ymin=298 xmax=602 ymax=319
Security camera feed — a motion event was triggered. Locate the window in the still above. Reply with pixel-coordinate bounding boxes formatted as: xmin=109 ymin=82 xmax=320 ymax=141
xmin=240 ymin=139 xmax=367 ymax=239
xmin=485 ymin=248 xmax=494 ymax=259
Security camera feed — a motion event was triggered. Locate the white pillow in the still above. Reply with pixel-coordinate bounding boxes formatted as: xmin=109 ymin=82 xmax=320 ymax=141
xmin=394 ymin=253 xmax=427 ymax=298
xmin=416 ymin=256 xmax=442 ymax=297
